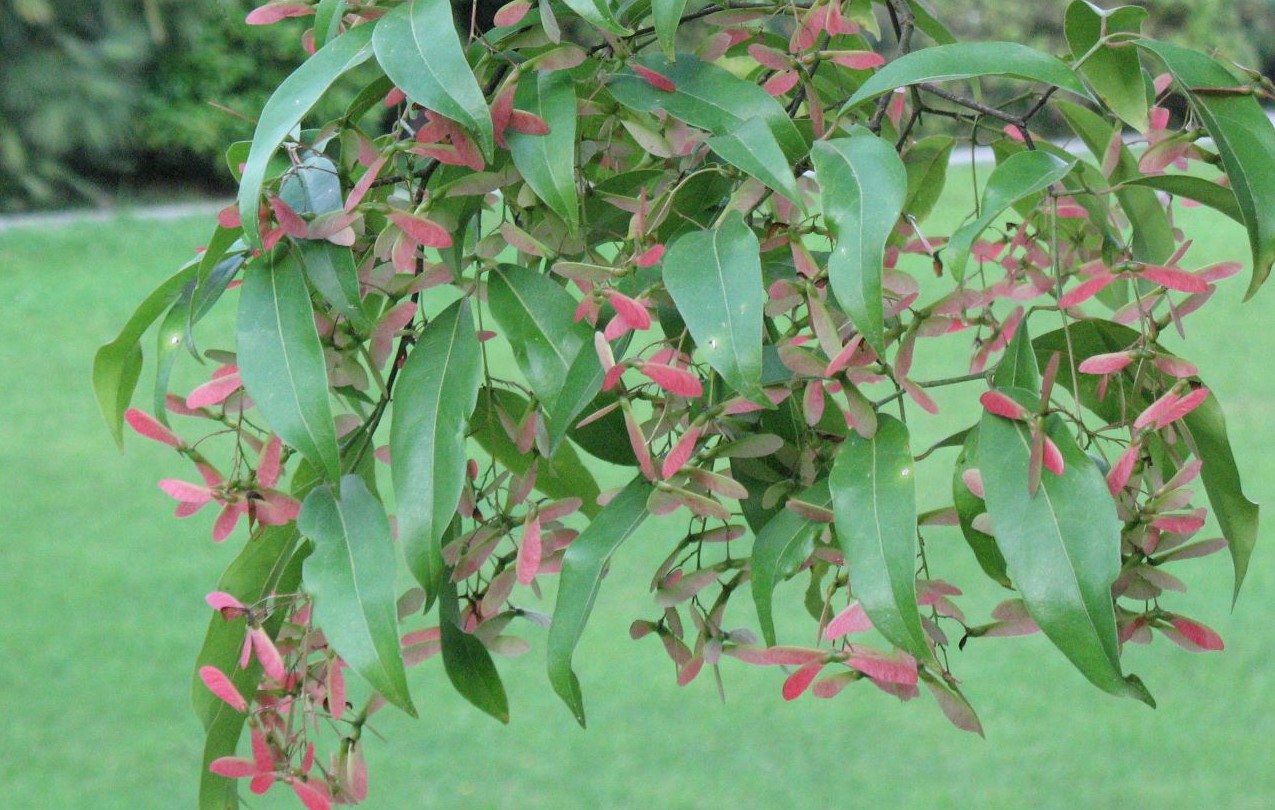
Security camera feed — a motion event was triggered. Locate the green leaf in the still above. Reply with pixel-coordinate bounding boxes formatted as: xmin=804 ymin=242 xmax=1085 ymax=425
xmin=952 ymin=427 xmax=1010 ymax=587
xmin=1065 ymin=1 xmax=1149 ymax=132
xmin=1137 ymin=40 xmax=1275 ymax=299
xmin=313 ymin=0 xmax=347 ymax=49
xmin=93 ymin=262 xmax=198 ymax=447
xmin=946 ymin=150 xmax=1077 ymax=281
xmin=978 ymin=391 xmax=1153 ymax=705
xmin=547 ymin=333 xmax=632 ymax=456
xmin=1123 ymin=174 xmax=1244 ymax=225
xmin=662 ymin=211 xmax=767 ymax=404
xmin=560 ymin=0 xmax=629 ymax=35
xmin=1033 ymin=320 xmax=1259 ymax=602
xmin=812 ymin=129 xmax=907 ymax=354
xmin=651 ymin=0 xmax=687 ymax=59
xmin=509 ymin=71 xmax=580 ymax=228
xmin=909 ymin=0 xmax=955 ymax=45
xmin=1183 ymin=395 xmax=1259 ymax=605
xmin=751 ymin=479 xmax=830 ymax=646
xmin=193 ymin=525 xmax=304 ymax=810
xmin=548 ymin=476 xmax=651 ymax=725
xmin=902 ymin=135 xmax=955 ymax=224
xmin=609 ymin=54 xmax=806 ymax=162
xmin=486 ymin=264 xmax=590 ymax=418
xmin=391 ymin=299 xmax=482 ymax=604
xmin=299 ymin=476 xmax=417 ymax=715
xmin=471 ymin=387 xmax=602 ymax=514
xmin=238 ymin=25 xmax=374 ymax=247
xmin=237 ymin=250 xmax=341 ymax=480
xmin=706 ymin=116 xmax=804 ymax=208
xmin=374 ymin=0 xmax=493 ymax=160
xmin=297 ymin=240 xmax=373 ymax=333
xmin=439 ymin=573 xmax=510 ymax=722
xmin=152 ymin=287 xmax=194 ymax=422
xmin=830 ymin=414 xmax=935 ymax=666
xmin=841 ymin=42 xmax=1091 ymax=113
xmin=1055 ymin=99 xmax=1174 ymax=264
xmin=994 ymin=321 xmax=1039 ymax=391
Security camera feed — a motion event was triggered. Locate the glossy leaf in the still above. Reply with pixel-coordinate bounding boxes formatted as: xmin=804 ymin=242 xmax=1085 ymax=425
xmin=901 ymin=135 xmax=955 ymax=224
xmin=487 ymin=264 xmax=590 ymax=414
xmin=1056 ymin=99 xmax=1174 ymax=264
xmin=946 ymin=151 xmax=1076 ymax=281
xmin=547 ymin=333 xmax=631 ymax=456
xmin=238 ymin=250 xmax=341 ymax=480
xmin=609 ymin=54 xmax=806 ymax=162
xmin=1064 ymin=1 xmax=1149 ymax=131
xmin=1137 ymin=40 xmax=1275 ymax=298
xmin=952 ymin=427 xmax=1011 ymax=587
xmin=312 ymin=0 xmax=346 ymax=48
xmin=297 ymin=240 xmax=372 ymax=333
xmin=813 ymin=129 xmax=907 ymax=354
xmin=752 ymin=479 xmax=830 ymax=646
xmin=238 ymin=25 xmax=374 ymax=247
xmin=193 ymin=525 xmax=304 ymax=810
xmin=706 ymin=116 xmax=804 ymax=207
xmin=1123 ymin=174 xmax=1244 ymax=225
xmin=560 ymin=0 xmax=628 ymax=35
xmin=509 ymin=71 xmax=579 ymax=228
xmin=994 ymin=321 xmax=1040 ymax=391
xmin=830 ymin=414 xmax=935 ymax=666
xmin=299 ymin=476 xmax=417 ymax=715
xmin=661 ymin=211 xmax=767 ymax=404
xmin=841 ymin=42 xmax=1090 ymax=113
xmin=1034 ymin=320 xmax=1258 ymax=602
xmin=471 ymin=387 xmax=602 ymax=514
xmin=374 ymin=0 xmax=494 ymax=159
xmin=651 ymin=0 xmax=687 ymax=59
xmin=391 ymin=299 xmax=482 ymax=604
xmin=978 ymin=390 xmax=1153 ymax=705
xmin=439 ymin=571 xmax=510 ymax=722
xmin=548 ymin=477 xmax=651 ymax=725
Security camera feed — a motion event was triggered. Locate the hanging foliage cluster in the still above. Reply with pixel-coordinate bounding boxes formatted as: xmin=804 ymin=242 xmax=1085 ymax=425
xmin=95 ymin=0 xmax=1272 ymax=807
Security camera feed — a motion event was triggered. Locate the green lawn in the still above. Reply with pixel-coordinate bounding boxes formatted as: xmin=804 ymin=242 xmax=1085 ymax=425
xmin=1 ymin=204 xmax=1272 ymax=809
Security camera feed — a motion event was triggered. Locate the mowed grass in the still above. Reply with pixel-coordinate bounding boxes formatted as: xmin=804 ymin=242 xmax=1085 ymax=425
xmin=1 ymin=196 xmax=1273 ymax=809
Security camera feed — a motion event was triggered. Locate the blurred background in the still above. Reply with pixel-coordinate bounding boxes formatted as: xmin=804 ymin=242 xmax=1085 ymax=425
xmin=2 ymin=2 xmax=1275 ymax=808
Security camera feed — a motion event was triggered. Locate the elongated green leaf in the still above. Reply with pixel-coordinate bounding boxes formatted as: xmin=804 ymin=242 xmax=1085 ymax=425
xmin=1123 ymin=174 xmax=1244 ymax=225
xmin=1183 ymin=395 xmax=1259 ymax=604
xmin=374 ymin=0 xmax=493 ymax=159
xmin=471 ymin=387 xmax=602 ymax=514
xmin=902 ymin=135 xmax=955 ymax=224
xmin=194 ymin=525 xmax=303 ymax=810
xmin=1137 ymin=40 xmax=1275 ymax=298
xmin=813 ymin=130 xmax=906 ymax=354
xmin=952 ymin=427 xmax=1010 ymax=587
xmin=509 ymin=71 xmax=579 ymax=228
xmin=548 ymin=476 xmax=651 ymax=725
xmin=752 ymin=480 xmax=830 ymax=646
xmin=662 ymin=211 xmax=767 ymax=404
xmin=978 ymin=391 xmax=1153 ymax=705
xmin=299 ymin=476 xmax=416 ymax=715
xmin=1056 ymin=99 xmax=1174 ymax=264
xmin=440 ymin=574 xmax=510 ymax=722
xmin=830 ymin=414 xmax=935 ymax=666
xmin=1065 ymin=1 xmax=1149 ymax=132
xmin=560 ymin=0 xmax=628 ymax=34
xmin=547 ymin=333 xmax=631 ymax=456
xmin=651 ymin=0 xmax=687 ymax=59
xmin=153 ymin=288 xmax=193 ymax=421
xmin=313 ymin=0 xmax=347 ymax=49
xmin=841 ymin=42 xmax=1090 ymax=113
xmin=487 ymin=264 xmax=589 ymax=416
xmin=391 ymin=299 xmax=481 ymax=603
xmin=706 ymin=116 xmax=804 ymax=207
xmin=608 ymin=54 xmax=806 ymax=162
xmin=238 ymin=251 xmax=341 ymax=479
xmin=947 ymin=151 xmax=1077 ymax=281
xmin=238 ymin=25 xmax=374 ymax=247
xmin=994 ymin=321 xmax=1039 ymax=391
xmin=297 ymin=240 xmax=372 ymax=333
xmin=94 ymin=262 xmax=198 ymax=447
xmin=1033 ymin=321 xmax=1258 ymax=603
